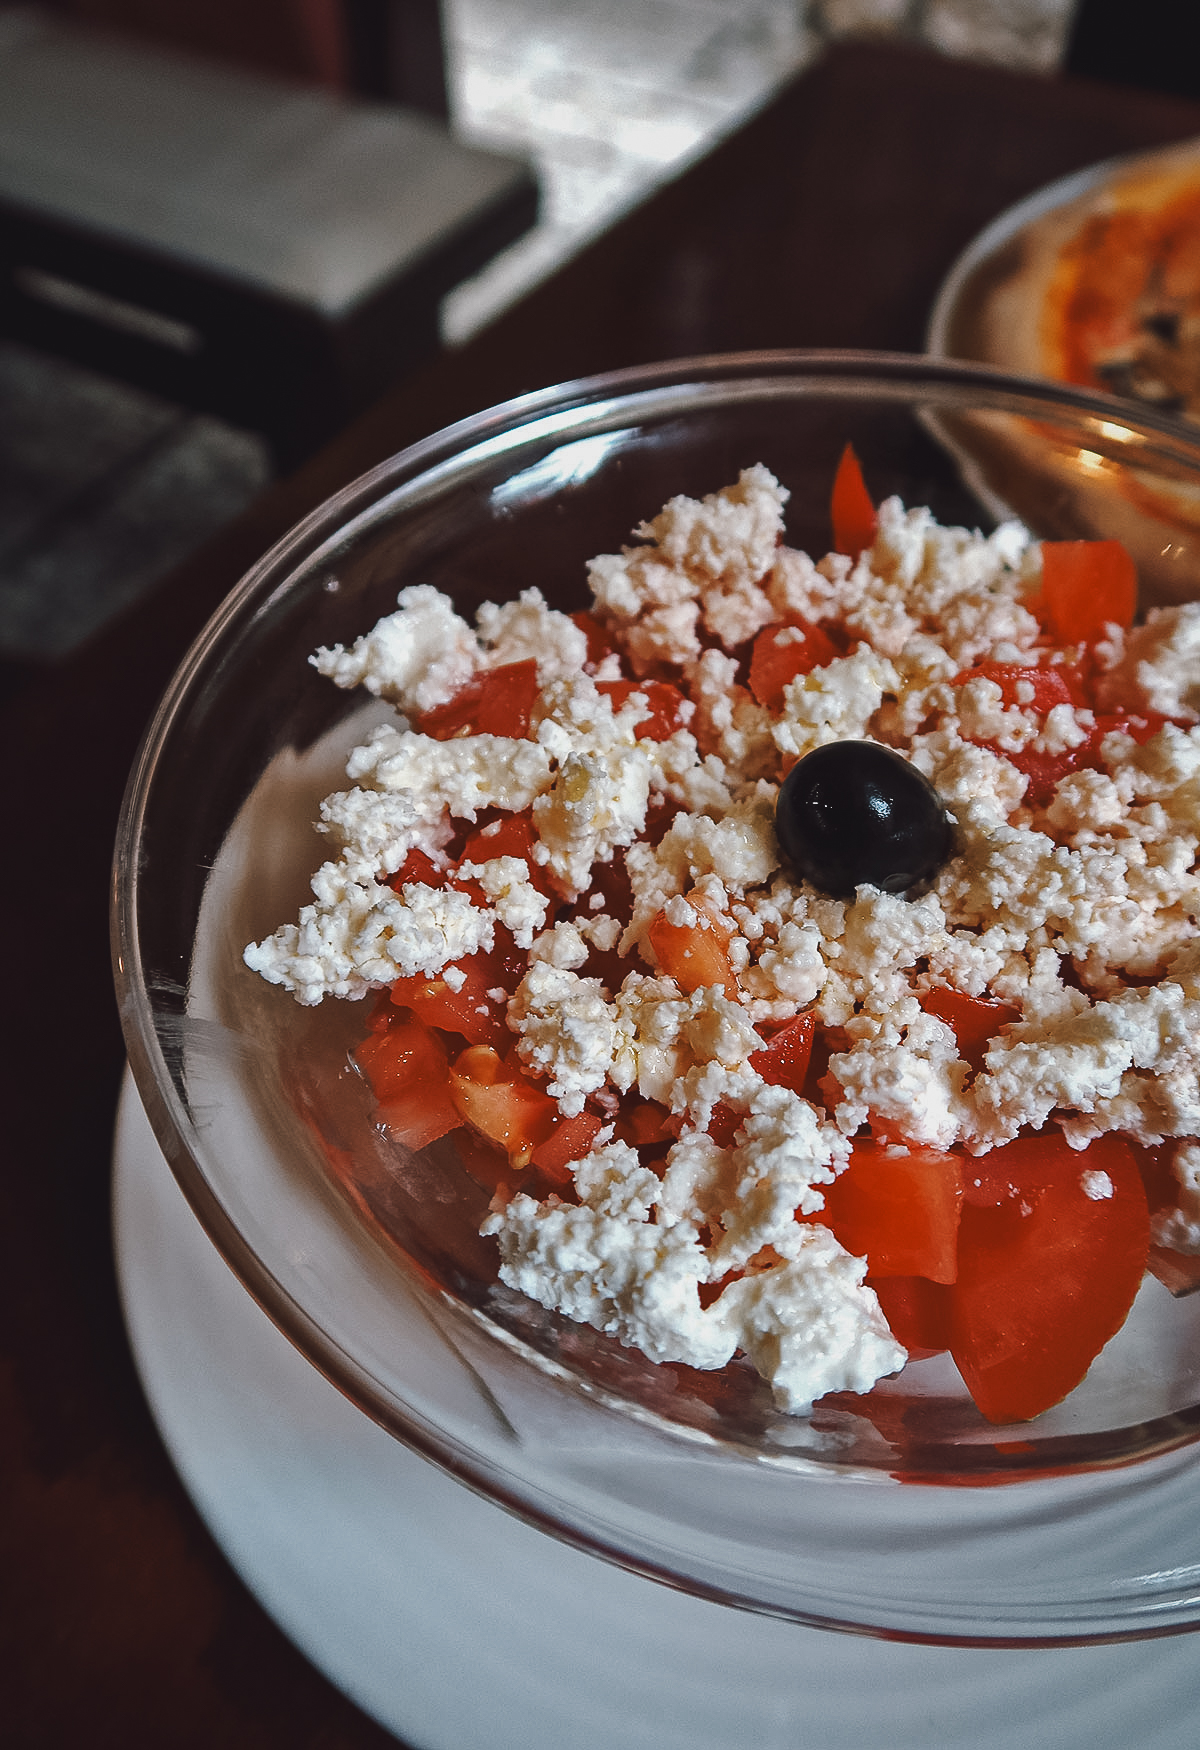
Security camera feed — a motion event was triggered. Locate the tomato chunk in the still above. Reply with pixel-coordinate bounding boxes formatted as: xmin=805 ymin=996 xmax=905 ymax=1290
xmin=355 ymin=1012 xmax=462 ymax=1148
xmin=920 ymin=988 xmax=1020 ymax=1072
xmin=530 ymin=1111 xmax=605 ymax=1182
xmin=571 ymin=609 xmax=619 ymax=669
xmin=416 ymin=660 xmax=541 ymax=740
xmin=830 ymin=443 xmax=877 ymax=559
xmin=950 ymin=1132 xmax=1149 ymax=1424
xmin=648 ymin=902 xmax=739 ymax=997
xmin=870 ymin=1274 xmax=954 ymax=1358
xmin=748 ymin=1011 xmax=815 ymax=1094
xmin=706 ymin=1102 xmax=742 ymax=1148
xmin=385 ymin=846 xmax=445 ymax=892
xmin=449 ymin=1045 xmax=559 ymax=1166
xmin=357 ymin=1009 xmax=445 ymax=1098
xmin=747 ymin=621 xmax=840 ymax=711
xmin=953 ymin=660 xmax=1083 ymax=713
xmin=820 ymin=1140 xmax=964 ymax=1283
xmin=1040 ymin=539 xmax=1137 ymax=643
xmin=992 ymin=711 xmax=1170 ymax=808
xmin=388 ymin=958 xmax=508 ymax=1049
xmin=459 ymin=810 xmax=557 ymax=898
xmin=596 ymin=679 xmax=688 ymax=740
xmin=614 ymin=1100 xmax=680 ymax=1150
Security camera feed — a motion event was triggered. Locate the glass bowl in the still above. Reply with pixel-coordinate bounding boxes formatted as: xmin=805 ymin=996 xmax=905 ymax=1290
xmin=113 ymin=351 xmax=1200 ymax=1645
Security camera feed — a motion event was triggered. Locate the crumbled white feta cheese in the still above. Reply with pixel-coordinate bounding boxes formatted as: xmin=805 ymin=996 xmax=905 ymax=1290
xmin=346 ymin=725 xmax=552 ymax=819
xmin=1151 ymin=1141 xmax=1200 ymax=1253
xmin=245 ymin=877 xmax=493 ymax=1004
xmin=312 ymin=585 xmax=479 ymax=713
xmin=707 ymin=1237 xmax=906 ymax=1416
xmin=533 ymin=744 xmax=651 ymax=897
xmin=483 ymin=1133 xmax=902 ymax=1414
xmin=249 ymin=467 xmax=1200 ymax=1419
xmin=507 ymin=962 xmax=628 ymax=1115
xmin=772 ymin=648 xmax=901 ymax=762
xmin=456 ymin=856 xmax=549 ymax=949
xmin=1097 ymin=602 xmax=1200 ymax=722
xmin=587 ymin=466 xmax=786 ymax=668
xmin=473 ymin=587 xmax=589 ymax=683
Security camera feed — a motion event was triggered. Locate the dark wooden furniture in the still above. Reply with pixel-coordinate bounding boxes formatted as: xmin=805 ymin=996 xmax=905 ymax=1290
xmin=0 ymin=10 xmax=535 ymax=466
xmin=3 ymin=39 xmax=1200 ymax=1748
xmin=34 ymin=0 xmax=452 ymax=115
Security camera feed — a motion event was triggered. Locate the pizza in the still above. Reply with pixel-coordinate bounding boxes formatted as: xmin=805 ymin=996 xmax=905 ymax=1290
xmin=1040 ymin=145 xmax=1200 ymax=416
xmin=931 ymin=139 xmax=1200 ymax=608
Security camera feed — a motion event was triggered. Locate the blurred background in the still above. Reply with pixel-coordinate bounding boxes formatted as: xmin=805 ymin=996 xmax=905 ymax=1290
xmin=0 ymin=0 xmax=1158 ymax=664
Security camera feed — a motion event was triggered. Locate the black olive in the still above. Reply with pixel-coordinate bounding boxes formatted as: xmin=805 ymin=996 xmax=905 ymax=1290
xmin=1142 ymin=309 xmax=1180 ymax=345
xmin=775 ymin=741 xmax=953 ymax=899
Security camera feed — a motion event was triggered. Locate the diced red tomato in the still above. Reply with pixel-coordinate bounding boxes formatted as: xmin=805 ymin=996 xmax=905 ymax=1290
xmin=820 ymin=1140 xmax=964 ymax=1284
xmin=554 ymin=854 xmax=637 ymax=990
xmin=706 ymin=1102 xmax=742 ymax=1148
xmin=920 ymin=988 xmax=1020 ymax=1072
xmin=1148 ymin=1246 xmax=1200 ymax=1296
xmin=388 ymin=926 xmax=530 ymax=1047
xmin=355 ymin=1011 xmax=462 ymax=1148
xmin=1091 ymin=710 xmax=1174 ymax=749
xmin=385 ymin=846 xmax=445 ymax=892
xmin=748 ymin=1011 xmax=815 ymax=1094
xmin=375 ymin=1085 xmax=462 ymax=1149
xmin=869 ymin=1274 xmax=954 ymax=1358
xmin=1131 ymin=1139 xmax=1177 ymax=1217
xmin=388 ymin=959 xmax=508 ymax=1049
xmin=614 ymin=1100 xmax=680 ymax=1150
xmin=954 ymin=660 xmax=1084 ymax=713
xmin=951 ymin=658 xmax=1180 ymax=806
xmin=949 ymin=1132 xmax=1149 ymax=1424
xmin=1131 ymin=1141 xmax=1200 ymax=1296
xmin=830 ymin=443 xmax=877 ymax=559
xmin=583 ymin=850 xmax=635 ymax=918
xmin=448 ymin=1045 xmax=559 ymax=1167
xmin=572 ymin=609 xmax=619 ymax=669
xmin=363 ymin=990 xmax=397 ymax=1034
xmin=596 ymin=678 xmax=688 ymax=740
xmin=639 ymin=796 xmax=681 ymax=847
xmin=648 ymin=901 xmax=739 ymax=998
xmin=996 ymin=711 xmax=1171 ymax=807
xmin=356 ymin=1008 xmax=446 ymax=1099
xmin=1039 ymin=539 xmax=1137 ymax=644
xmin=415 ymin=660 xmax=541 ymax=740
xmin=747 ymin=620 xmax=840 ymax=710
xmin=459 ymin=809 xmax=557 ymax=898
xmin=453 ymin=1126 xmax=513 ymax=1193
xmin=530 ymin=1111 xmax=605 ymax=1182
xmin=953 ymin=652 xmax=1173 ymax=804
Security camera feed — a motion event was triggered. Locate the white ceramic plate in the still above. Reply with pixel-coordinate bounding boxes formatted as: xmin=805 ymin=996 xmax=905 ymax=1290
xmin=112 ymin=1070 xmax=1200 ymax=1749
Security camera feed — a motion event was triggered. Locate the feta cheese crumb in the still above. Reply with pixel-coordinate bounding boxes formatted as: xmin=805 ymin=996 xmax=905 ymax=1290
xmin=1150 ymin=1142 xmax=1200 ymax=1253
xmin=586 ymin=466 xmax=786 ymax=666
xmin=456 ymin=856 xmax=549 ymax=949
xmin=483 ymin=1138 xmax=903 ymax=1413
xmin=312 ymin=585 xmax=478 ymax=713
xmin=245 ymin=878 xmax=493 ymax=1004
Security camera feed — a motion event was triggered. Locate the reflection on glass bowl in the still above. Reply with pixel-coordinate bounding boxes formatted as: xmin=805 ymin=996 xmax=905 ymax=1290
xmin=113 ymin=352 xmax=1200 ymax=1645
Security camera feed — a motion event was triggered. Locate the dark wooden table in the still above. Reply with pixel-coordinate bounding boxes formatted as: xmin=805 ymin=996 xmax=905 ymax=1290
xmin=4 ymin=39 xmax=1200 ymax=1748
